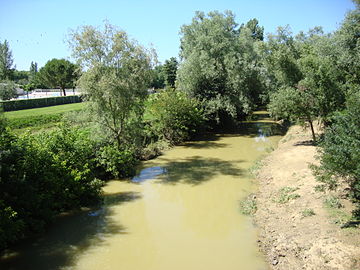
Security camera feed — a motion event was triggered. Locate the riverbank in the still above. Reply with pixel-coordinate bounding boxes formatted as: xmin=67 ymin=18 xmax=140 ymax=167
xmin=254 ymin=125 xmax=360 ymax=269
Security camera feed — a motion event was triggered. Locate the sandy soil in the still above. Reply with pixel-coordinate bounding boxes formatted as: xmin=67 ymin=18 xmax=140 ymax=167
xmin=254 ymin=125 xmax=360 ymax=270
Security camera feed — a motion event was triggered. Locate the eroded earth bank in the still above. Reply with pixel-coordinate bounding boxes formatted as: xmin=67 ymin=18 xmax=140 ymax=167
xmin=255 ymin=125 xmax=360 ymax=270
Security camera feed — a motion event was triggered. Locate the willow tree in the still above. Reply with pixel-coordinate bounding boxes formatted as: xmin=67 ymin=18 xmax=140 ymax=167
xmin=68 ymin=24 xmax=155 ymax=147
xmin=177 ymin=11 xmax=266 ymax=123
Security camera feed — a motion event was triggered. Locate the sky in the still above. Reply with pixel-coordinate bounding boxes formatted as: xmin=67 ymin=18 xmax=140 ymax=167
xmin=0 ymin=0 xmax=356 ymax=71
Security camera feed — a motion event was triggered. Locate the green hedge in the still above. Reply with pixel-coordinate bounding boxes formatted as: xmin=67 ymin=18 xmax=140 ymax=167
xmin=1 ymin=95 xmax=82 ymax=111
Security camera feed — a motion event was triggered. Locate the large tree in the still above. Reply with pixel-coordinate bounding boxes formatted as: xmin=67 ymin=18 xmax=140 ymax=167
xmin=37 ymin=58 xmax=78 ymax=96
xmin=68 ymin=23 xmax=155 ymax=147
xmin=0 ymin=40 xmax=14 ymax=81
xmin=177 ymin=11 xmax=266 ymax=123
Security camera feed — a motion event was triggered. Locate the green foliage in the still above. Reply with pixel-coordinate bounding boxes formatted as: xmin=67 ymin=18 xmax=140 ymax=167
xmin=177 ymin=11 xmax=266 ymax=123
xmin=301 ymin=208 xmax=315 ymax=217
xmin=261 ymin=25 xmax=302 ymax=91
xmin=0 ymin=81 xmax=17 ymax=101
xmin=0 ymin=121 xmax=103 ymax=250
xmin=240 ymin=18 xmax=264 ymax=41
xmin=1 ymin=95 xmax=82 ymax=111
xmin=145 ymin=89 xmax=205 ymax=144
xmin=96 ymin=145 xmax=137 ymax=178
xmin=313 ymin=91 xmax=360 ymax=210
xmin=239 ymin=195 xmax=257 ymax=216
xmin=273 ymin=186 xmax=300 ymax=204
xmin=37 ymin=58 xmax=79 ymax=95
xmin=324 ymin=195 xmax=343 ymax=209
xmin=163 ymin=57 xmax=178 ymax=88
xmin=150 ymin=65 xmax=165 ymax=89
xmin=0 ymin=40 xmax=14 ymax=81
xmin=69 ymin=23 xmax=155 ymax=149
xmin=12 ymin=70 xmax=30 ymax=85
xmin=268 ymin=86 xmax=317 ymax=141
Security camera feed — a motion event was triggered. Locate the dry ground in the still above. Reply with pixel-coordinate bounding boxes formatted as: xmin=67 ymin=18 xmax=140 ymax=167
xmin=254 ymin=125 xmax=360 ymax=270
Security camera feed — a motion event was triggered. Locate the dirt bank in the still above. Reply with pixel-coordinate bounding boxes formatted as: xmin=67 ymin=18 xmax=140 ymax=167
xmin=255 ymin=125 xmax=360 ymax=270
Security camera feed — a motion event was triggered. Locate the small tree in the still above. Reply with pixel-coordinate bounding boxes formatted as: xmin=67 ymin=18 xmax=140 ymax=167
xmin=163 ymin=57 xmax=178 ymax=88
xmin=0 ymin=81 xmax=17 ymax=101
xmin=268 ymin=86 xmax=318 ymax=141
xmin=29 ymin=61 xmax=38 ymax=82
xmin=150 ymin=65 xmax=165 ymax=89
xmin=37 ymin=59 xmax=78 ymax=96
xmin=0 ymin=40 xmax=15 ymax=81
xmin=68 ymin=23 xmax=155 ymax=148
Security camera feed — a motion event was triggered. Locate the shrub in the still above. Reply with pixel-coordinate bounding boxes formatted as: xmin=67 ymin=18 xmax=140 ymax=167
xmin=145 ymin=88 xmax=205 ymax=144
xmin=96 ymin=145 xmax=137 ymax=178
xmin=272 ymin=186 xmax=300 ymax=204
xmin=239 ymin=195 xmax=257 ymax=216
xmin=301 ymin=208 xmax=315 ymax=217
xmin=0 ymin=81 xmax=17 ymax=101
xmin=313 ymin=91 xmax=360 ymax=212
xmin=0 ymin=122 xmax=103 ymax=250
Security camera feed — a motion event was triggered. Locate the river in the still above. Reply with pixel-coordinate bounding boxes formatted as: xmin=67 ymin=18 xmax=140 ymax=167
xmin=0 ymin=111 xmax=285 ymax=270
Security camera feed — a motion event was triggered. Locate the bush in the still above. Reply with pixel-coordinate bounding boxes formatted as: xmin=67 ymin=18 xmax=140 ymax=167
xmin=0 ymin=122 xmax=103 ymax=250
xmin=145 ymin=89 xmax=205 ymax=144
xmin=0 ymin=81 xmax=17 ymax=101
xmin=1 ymin=95 xmax=82 ymax=111
xmin=96 ymin=145 xmax=137 ymax=178
xmin=313 ymin=91 xmax=360 ymax=211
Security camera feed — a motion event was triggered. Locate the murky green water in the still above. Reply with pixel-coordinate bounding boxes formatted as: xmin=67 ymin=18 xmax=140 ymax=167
xmin=0 ymin=111 xmax=285 ymax=270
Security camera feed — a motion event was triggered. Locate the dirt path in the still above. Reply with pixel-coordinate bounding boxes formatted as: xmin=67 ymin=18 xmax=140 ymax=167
xmin=254 ymin=125 xmax=360 ymax=270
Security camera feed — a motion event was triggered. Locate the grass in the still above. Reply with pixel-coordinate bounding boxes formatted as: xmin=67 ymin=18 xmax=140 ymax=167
xmin=324 ymin=195 xmax=343 ymax=209
xmin=4 ymin=103 xmax=85 ymax=132
xmin=273 ymin=186 xmax=300 ymax=204
xmin=249 ymin=157 xmax=265 ymax=177
xmin=301 ymin=208 xmax=316 ymax=217
xmin=239 ymin=194 xmax=257 ymax=216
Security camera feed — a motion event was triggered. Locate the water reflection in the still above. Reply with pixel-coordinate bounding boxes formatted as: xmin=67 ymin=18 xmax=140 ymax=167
xmin=0 ymin=192 xmax=141 ymax=270
xmin=132 ymin=166 xmax=167 ymax=183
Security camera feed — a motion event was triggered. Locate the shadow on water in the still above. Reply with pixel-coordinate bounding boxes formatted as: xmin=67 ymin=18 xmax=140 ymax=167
xmin=182 ymin=133 xmax=229 ymax=149
xmin=153 ymin=156 xmax=244 ymax=185
xmin=0 ymin=192 xmax=141 ymax=270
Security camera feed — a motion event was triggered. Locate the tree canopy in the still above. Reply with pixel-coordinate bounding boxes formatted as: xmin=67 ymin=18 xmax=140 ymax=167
xmin=68 ymin=23 xmax=155 ymax=148
xmin=37 ymin=58 xmax=78 ymax=96
xmin=177 ymin=11 xmax=266 ymax=123
xmin=0 ymin=40 xmax=14 ymax=81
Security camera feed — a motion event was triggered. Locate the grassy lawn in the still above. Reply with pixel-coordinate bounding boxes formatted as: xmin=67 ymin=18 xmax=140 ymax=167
xmin=5 ymin=103 xmax=85 ymax=119
xmin=4 ymin=102 xmax=86 ymax=132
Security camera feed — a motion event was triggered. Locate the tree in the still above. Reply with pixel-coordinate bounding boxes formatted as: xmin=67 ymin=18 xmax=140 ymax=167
xmin=68 ymin=23 xmax=155 ymax=148
xmin=37 ymin=59 xmax=78 ymax=96
xmin=261 ymin=25 xmax=303 ymax=90
xmin=334 ymin=6 xmax=360 ymax=90
xmin=268 ymin=86 xmax=318 ymax=141
xmin=163 ymin=57 xmax=178 ymax=88
xmin=0 ymin=40 xmax=14 ymax=81
xmin=146 ymin=89 xmax=204 ymax=144
xmin=150 ymin=65 xmax=165 ymax=89
xmin=241 ymin=18 xmax=264 ymax=41
xmin=29 ymin=61 xmax=38 ymax=82
xmin=0 ymin=81 xmax=17 ymax=101
xmin=177 ymin=11 xmax=266 ymax=123
xmin=313 ymin=90 xmax=360 ymax=215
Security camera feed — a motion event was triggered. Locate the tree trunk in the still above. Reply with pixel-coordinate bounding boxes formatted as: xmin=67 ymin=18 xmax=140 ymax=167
xmin=62 ymin=88 xmax=66 ymax=96
xmin=308 ymin=119 xmax=316 ymax=142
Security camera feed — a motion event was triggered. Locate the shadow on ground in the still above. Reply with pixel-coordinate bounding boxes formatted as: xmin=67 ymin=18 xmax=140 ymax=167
xmin=0 ymin=192 xmax=141 ymax=270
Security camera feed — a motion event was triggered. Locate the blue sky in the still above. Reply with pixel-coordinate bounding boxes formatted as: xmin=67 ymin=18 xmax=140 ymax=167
xmin=0 ymin=0 xmax=356 ymax=70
